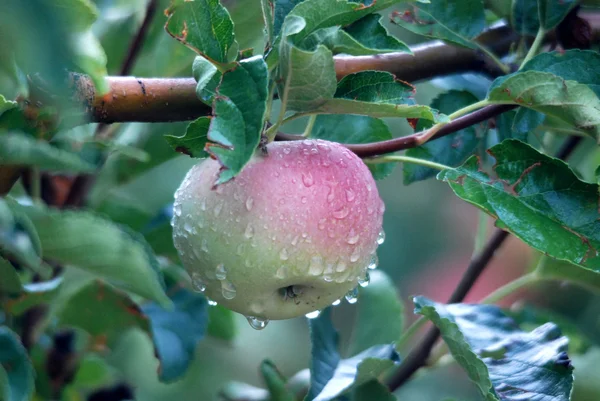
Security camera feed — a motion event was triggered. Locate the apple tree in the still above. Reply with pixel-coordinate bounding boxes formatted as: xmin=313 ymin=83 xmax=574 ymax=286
xmin=2 ymin=0 xmax=600 ymax=400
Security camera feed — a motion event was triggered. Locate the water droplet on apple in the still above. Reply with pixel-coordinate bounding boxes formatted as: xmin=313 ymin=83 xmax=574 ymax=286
xmin=173 ymin=203 xmax=182 ymax=216
xmin=215 ymin=263 xmax=227 ymax=280
xmin=200 ymin=197 xmax=207 ymax=211
xmin=336 ymin=261 xmax=347 ymax=272
xmin=302 ymin=172 xmax=314 ymax=187
xmin=291 ymin=235 xmax=299 ymax=246
xmin=332 ymin=299 xmax=341 ymax=306
xmin=279 ymin=247 xmax=289 ymax=261
xmin=201 ymin=239 xmax=209 ymax=253
xmin=358 ymin=271 xmax=370 ymax=287
xmin=368 ymin=253 xmax=379 ymax=270
xmin=377 ymin=230 xmax=386 ymax=245
xmin=301 ymin=196 xmax=307 ymax=204
xmin=283 ymin=146 xmax=291 ymax=154
xmin=350 ymin=247 xmax=360 ymax=262
xmin=214 ymin=200 xmax=223 ymax=216
xmin=191 ymin=272 xmax=205 ymax=292
xmin=309 ymin=255 xmax=324 ymax=275
xmin=345 ymin=287 xmax=359 ymax=304
xmin=346 ymin=229 xmax=360 ymax=244
xmin=305 ymin=310 xmax=321 ymax=319
xmin=244 ymin=223 xmax=254 ymax=239
xmin=208 ymin=299 xmax=217 ymax=306
xmin=245 ymin=197 xmax=254 ymax=211
xmin=333 ymin=206 xmax=349 ymax=219
xmin=246 ymin=316 xmax=269 ymax=330
xmin=276 ymin=266 xmax=288 ymax=279
xmin=236 ymin=243 xmax=245 ymax=255
xmin=345 ymin=188 xmax=355 ymax=202
xmin=327 ymin=187 xmax=335 ymax=203
xmin=221 ymin=280 xmax=236 ymax=299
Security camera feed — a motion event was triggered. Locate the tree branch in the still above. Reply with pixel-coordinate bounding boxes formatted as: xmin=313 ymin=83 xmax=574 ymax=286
xmin=385 ymin=135 xmax=583 ymax=392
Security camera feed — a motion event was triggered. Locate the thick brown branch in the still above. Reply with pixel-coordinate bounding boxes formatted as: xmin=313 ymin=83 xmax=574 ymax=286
xmin=72 ymin=24 xmax=517 ymax=125
xmin=385 ymin=136 xmax=583 ymax=392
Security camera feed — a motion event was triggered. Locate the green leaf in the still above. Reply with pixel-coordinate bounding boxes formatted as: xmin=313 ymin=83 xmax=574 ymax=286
xmin=308 ymin=71 xmax=447 ymax=122
xmin=165 ymin=0 xmax=238 ymax=66
xmin=141 ymin=287 xmax=208 ymax=382
xmin=192 ymin=56 xmax=219 ymax=93
xmin=392 ymin=0 xmax=485 ymax=48
xmin=0 ymin=132 xmax=97 ymax=173
xmin=273 ymin=0 xmax=304 ymax=38
xmin=537 ymin=259 xmax=600 ymax=295
xmin=0 ymin=327 xmax=34 ymax=401
xmin=519 ymin=50 xmax=600 ymax=97
xmin=313 ymin=345 xmax=399 ymax=401
xmin=352 ymin=380 xmax=395 ymax=401
xmin=512 ymin=0 xmax=576 ymax=35
xmin=57 ymin=280 xmax=150 ymax=347
xmin=438 ymin=139 xmax=600 ymax=270
xmin=404 ymin=90 xmax=480 ymax=184
xmin=307 ymin=308 xmax=340 ymax=401
xmin=278 ymin=39 xmax=337 ymax=112
xmin=301 ymin=14 xmax=411 ymax=56
xmin=414 ymin=296 xmax=573 ymax=401
xmin=0 ymin=256 xmax=22 ymax=295
xmin=207 ymin=304 xmax=237 ymax=341
xmin=487 ymin=71 xmax=600 ymax=139
xmin=260 ymin=360 xmax=295 ymax=401
xmin=164 ymin=117 xmax=211 ymax=158
xmin=2 ymin=277 xmax=62 ymax=316
xmin=53 ymin=0 xmax=99 ymax=32
xmin=0 ymin=95 xmax=17 ymax=118
xmin=348 ymin=270 xmax=403 ymax=355
xmin=311 ymin=114 xmax=395 ymax=180
xmin=206 ymin=56 xmax=269 ymax=184
xmin=0 ymin=198 xmax=44 ymax=275
xmin=14 ymin=203 xmax=171 ymax=307
xmin=285 ymin=0 xmax=414 ymax=45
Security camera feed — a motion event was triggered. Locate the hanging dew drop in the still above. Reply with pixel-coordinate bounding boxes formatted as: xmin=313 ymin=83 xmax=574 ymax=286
xmin=368 ymin=253 xmax=379 ymax=270
xmin=279 ymin=247 xmax=289 ymax=261
xmin=377 ymin=230 xmax=386 ymax=245
xmin=201 ymin=239 xmax=209 ymax=253
xmin=244 ymin=223 xmax=254 ymax=239
xmin=173 ymin=203 xmax=182 ymax=217
xmin=302 ymin=172 xmax=314 ymax=187
xmin=358 ymin=271 xmax=370 ymax=287
xmin=347 ymin=229 xmax=360 ymax=245
xmin=207 ymin=299 xmax=218 ymax=306
xmin=333 ymin=206 xmax=349 ymax=220
xmin=191 ymin=273 xmax=206 ymax=292
xmin=246 ymin=316 xmax=269 ymax=330
xmin=276 ymin=266 xmax=288 ymax=279
xmin=305 ymin=310 xmax=321 ymax=319
xmin=245 ymin=197 xmax=254 ymax=211
xmin=332 ymin=299 xmax=341 ymax=306
xmin=221 ymin=280 xmax=237 ymax=299
xmin=215 ymin=263 xmax=227 ymax=280
xmin=345 ymin=287 xmax=359 ymax=304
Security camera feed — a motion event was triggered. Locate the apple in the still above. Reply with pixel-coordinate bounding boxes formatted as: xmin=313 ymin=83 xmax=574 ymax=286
xmin=171 ymin=139 xmax=384 ymax=325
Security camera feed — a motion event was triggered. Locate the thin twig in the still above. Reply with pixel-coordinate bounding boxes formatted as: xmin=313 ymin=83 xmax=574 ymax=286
xmin=385 ymin=135 xmax=583 ymax=391
xmin=63 ymin=0 xmax=158 ymax=208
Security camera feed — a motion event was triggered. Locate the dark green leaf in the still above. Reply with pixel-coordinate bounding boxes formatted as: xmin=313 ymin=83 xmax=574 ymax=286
xmin=0 ymin=132 xmax=97 ymax=172
xmin=260 ymin=360 xmax=295 ymax=401
xmin=510 ymin=108 xmax=544 ymax=138
xmin=352 ymin=380 xmax=395 ymax=401
xmin=278 ymin=34 xmax=337 ymax=112
xmin=309 ymin=71 xmax=447 ymax=122
xmin=302 ymin=14 xmax=411 ymax=56
xmin=487 ymin=71 xmax=600 ymax=139
xmin=0 ymin=95 xmax=16 ymax=117
xmin=349 ymin=270 xmax=403 ymax=355
xmin=192 ymin=56 xmax=219 ymax=92
xmin=164 ymin=117 xmax=211 ymax=158
xmin=537 ymin=258 xmax=600 ymax=295
xmin=0 ymin=326 xmax=34 ymax=401
xmin=311 ymin=114 xmax=394 ymax=180
xmin=207 ymin=304 xmax=237 ymax=341
xmin=14 ymin=202 xmax=171 ymax=307
xmin=165 ymin=0 xmax=238 ymax=66
xmin=313 ymin=345 xmax=399 ymax=401
xmin=414 ymin=296 xmax=573 ymax=401
xmin=495 ymin=110 xmax=524 ymax=142
xmin=404 ymin=90 xmax=480 ymax=184
xmin=0 ymin=256 xmax=22 ymax=295
xmin=438 ymin=139 xmax=600 ymax=270
xmin=307 ymin=308 xmax=340 ymax=401
xmin=392 ymin=0 xmax=485 ymax=48
xmin=207 ymin=56 xmax=268 ymax=184
xmin=57 ymin=280 xmax=150 ymax=347
xmin=512 ymin=0 xmax=576 ymax=34
xmin=273 ymin=0 xmax=304 ymax=38
xmin=142 ymin=287 xmax=208 ymax=382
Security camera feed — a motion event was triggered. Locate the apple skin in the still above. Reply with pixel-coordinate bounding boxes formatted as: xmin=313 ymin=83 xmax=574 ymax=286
xmin=172 ymin=139 xmax=384 ymax=320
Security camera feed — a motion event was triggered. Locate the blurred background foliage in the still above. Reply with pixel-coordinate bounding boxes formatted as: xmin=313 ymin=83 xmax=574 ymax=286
xmin=2 ymin=0 xmax=600 ymax=400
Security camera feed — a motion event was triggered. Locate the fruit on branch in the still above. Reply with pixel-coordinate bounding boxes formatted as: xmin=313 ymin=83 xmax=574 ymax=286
xmin=172 ymin=139 xmax=385 ymax=322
